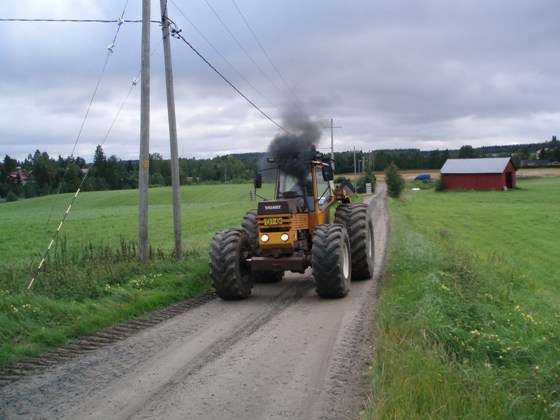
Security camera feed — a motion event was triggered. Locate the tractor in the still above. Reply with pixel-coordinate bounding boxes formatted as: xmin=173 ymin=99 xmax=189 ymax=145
xmin=209 ymin=150 xmax=374 ymax=300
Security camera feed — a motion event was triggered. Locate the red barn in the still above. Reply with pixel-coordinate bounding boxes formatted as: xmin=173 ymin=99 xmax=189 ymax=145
xmin=440 ymin=158 xmax=517 ymax=191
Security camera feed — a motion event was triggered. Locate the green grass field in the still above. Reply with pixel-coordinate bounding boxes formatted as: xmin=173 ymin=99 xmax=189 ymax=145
xmin=0 ymin=183 xmax=264 ymax=263
xmin=0 ymin=183 xmax=265 ymax=367
xmin=365 ymin=177 xmax=560 ymax=418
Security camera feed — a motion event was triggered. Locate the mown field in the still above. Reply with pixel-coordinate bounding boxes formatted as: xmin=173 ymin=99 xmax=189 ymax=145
xmin=365 ymin=176 xmax=560 ymax=418
xmin=0 ymin=183 xmax=269 ymax=367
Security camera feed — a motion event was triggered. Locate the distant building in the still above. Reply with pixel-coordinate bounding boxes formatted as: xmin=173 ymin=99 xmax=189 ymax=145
xmin=440 ymin=158 xmax=517 ymax=191
xmin=9 ymin=169 xmax=32 ymax=185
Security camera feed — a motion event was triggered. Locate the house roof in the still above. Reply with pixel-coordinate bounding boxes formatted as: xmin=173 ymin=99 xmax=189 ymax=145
xmin=440 ymin=158 xmax=515 ymax=174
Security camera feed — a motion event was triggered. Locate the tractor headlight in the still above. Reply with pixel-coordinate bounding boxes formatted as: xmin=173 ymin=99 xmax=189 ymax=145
xmin=280 ymin=233 xmax=289 ymax=242
xmin=261 ymin=234 xmax=269 ymax=243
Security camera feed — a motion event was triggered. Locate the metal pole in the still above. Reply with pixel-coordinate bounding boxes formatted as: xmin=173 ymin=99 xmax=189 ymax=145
xmin=160 ymin=0 xmax=183 ymax=259
xmin=138 ymin=0 xmax=151 ymax=262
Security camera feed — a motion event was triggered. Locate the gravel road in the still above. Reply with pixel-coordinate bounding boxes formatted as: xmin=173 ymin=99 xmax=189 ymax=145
xmin=0 ymin=183 xmax=389 ymax=420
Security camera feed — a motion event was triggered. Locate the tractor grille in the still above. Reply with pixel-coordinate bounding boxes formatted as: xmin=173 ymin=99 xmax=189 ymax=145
xmin=258 ymin=213 xmax=309 ymax=232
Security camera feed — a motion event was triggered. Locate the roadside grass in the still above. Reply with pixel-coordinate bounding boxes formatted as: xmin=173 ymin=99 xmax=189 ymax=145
xmin=365 ymin=177 xmax=560 ymax=418
xmin=0 ymin=183 xmax=263 ymax=368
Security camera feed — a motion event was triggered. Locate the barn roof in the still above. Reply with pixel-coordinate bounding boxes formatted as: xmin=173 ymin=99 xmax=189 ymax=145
xmin=440 ymin=158 xmax=515 ymax=174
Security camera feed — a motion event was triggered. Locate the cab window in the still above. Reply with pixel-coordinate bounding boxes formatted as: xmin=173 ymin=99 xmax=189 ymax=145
xmin=315 ymin=167 xmax=332 ymax=210
xmin=278 ymin=171 xmax=315 ymax=211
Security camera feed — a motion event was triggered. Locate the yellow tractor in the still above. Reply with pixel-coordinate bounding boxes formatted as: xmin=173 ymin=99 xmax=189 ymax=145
xmin=209 ymin=150 xmax=374 ymax=299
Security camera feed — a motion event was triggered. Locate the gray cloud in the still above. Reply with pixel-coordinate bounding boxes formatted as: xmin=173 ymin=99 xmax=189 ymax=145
xmin=1 ymin=0 xmax=559 ymax=162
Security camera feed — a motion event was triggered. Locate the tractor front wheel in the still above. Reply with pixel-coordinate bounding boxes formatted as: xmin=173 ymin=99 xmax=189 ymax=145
xmin=312 ymin=224 xmax=351 ymax=298
xmin=209 ymin=229 xmax=253 ymax=300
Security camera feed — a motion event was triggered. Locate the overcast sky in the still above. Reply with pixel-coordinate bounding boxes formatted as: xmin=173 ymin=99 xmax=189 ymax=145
xmin=1 ymin=0 xmax=558 ymax=162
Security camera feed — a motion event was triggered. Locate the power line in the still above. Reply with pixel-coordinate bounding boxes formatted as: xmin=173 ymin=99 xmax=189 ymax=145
xmin=42 ymin=11 xmax=130 ymax=234
xmin=32 ymin=33 xmax=166 ymax=288
xmin=30 ymin=1 xmax=139 ymax=289
xmin=2 ymin=12 xmax=294 ymax=135
xmin=165 ymin=17 xmax=291 ymax=135
xmin=169 ymin=0 xmax=278 ymax=111
xmin=230 ymin=0 xmax=309 ymax=116
xmin=0 ymin=18 xmax=160 ymax=24
xmin=203 ymin=0 xmax=297 ymax=111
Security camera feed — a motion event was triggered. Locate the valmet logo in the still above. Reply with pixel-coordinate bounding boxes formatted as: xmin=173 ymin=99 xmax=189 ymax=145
xmin=258 ymin=200 xmax=289 ymax=215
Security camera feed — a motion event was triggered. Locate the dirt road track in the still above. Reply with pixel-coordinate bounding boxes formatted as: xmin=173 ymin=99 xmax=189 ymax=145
xmin=0 ymin=183 xmax=389 ymax=420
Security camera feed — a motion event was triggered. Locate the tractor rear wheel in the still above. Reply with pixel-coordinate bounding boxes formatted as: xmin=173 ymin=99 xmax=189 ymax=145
xmin=334 ymin=203 xmax=374 ymax=280
xmin=209 ymin=229 xmax=253 ymax=300
xmin=242 ymin=209 xmax=284 ymax=284
xmin=312 ymin=224 xmax=351 ymax=298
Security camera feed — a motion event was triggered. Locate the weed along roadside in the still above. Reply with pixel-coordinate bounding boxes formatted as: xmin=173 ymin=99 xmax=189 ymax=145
xmin=363 ymin=176 xmax=560 ymax=418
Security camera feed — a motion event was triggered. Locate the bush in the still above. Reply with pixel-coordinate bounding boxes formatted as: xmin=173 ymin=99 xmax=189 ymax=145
xmin=435 ymin=177 xmax=446 ymax=191
xmin=6 ymin=191 xmax=18 ymax=202
xmin=0 ymin=182 xmax=9 ymax=198
xmin=150 ymin=173 xmax=165 ymax=186
xmin=24 ymin=183 xmax=39 ymax=198
xmin=334 ymin=176 xmax=352 ymax=185
xmin=356 ymin=173 xmax=377 ymax=194
xmin=385 ymin=163 xmax=405 ymax=198
xmin=334 ymin=176 xmax=356 ymax=193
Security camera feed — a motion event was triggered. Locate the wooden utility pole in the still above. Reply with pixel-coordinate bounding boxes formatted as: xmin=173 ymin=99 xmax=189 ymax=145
xmin=138 ymin=0 xmax=151 ymax=261
xmin=160 ymin=0 xmax=183 ymax=259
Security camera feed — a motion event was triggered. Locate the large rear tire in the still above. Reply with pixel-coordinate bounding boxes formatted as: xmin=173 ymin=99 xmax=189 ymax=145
xmin=334 ymin=203 xmax=374 ymax=280
xmin=241 ymin=209 xmax=284 ymax=284
xmin=209 ymin=229 xmax=253 ymax=300
xmin=312 ymin=224 xmax=351 ymax=298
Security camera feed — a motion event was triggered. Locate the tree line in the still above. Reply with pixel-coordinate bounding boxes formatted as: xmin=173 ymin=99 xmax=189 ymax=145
xmin=1 ymin=138 xmax=558 ymax=201
xmin=0 ymin=146 xmax=257 ymax=201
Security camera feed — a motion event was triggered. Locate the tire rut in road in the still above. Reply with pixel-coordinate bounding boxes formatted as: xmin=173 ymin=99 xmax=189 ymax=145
xmin=125 ymin=281 xmax=317 ymax=417
xmin=0 ymin=280 xmax=316 ymax=419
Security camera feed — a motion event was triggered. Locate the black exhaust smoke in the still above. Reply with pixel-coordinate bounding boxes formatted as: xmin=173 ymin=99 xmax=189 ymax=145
xmin=267 ymin=112 xmax=322 ymax=181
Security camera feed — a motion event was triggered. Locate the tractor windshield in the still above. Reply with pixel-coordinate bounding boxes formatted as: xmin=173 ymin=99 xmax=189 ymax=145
xmin=277 ymin=170 xmax=315 ymax=211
